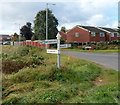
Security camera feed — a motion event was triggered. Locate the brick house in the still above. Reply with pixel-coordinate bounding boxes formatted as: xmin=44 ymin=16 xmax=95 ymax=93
xmin=0 ymin=34 xmax=11 ymax=42
xmin=58 ymin=31 xmax=67 ymax=40
xmin=98 ymin=27 xmax=120 ymax=42
xmin=66 ymin=25 xmax=107 ymax=44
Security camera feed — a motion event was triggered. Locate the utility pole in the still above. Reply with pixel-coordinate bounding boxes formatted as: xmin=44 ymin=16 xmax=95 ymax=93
xmin=46 ymin=3 xmax=56 ymax=49
xmin=46 ymin=3 xmax=48 ymax=49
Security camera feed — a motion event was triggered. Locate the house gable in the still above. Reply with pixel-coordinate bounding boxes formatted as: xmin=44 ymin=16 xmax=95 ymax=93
xmin=66 ymin=25 xmax=89 ymax=34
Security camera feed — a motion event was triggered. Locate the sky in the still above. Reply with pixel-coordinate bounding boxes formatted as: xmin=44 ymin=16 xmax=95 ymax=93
xmin=0 ymin=0 xmax=119 ymax=35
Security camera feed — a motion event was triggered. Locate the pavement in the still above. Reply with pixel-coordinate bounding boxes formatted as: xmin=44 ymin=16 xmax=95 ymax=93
xmin=61 ymin=50 xmax=119 ymax=71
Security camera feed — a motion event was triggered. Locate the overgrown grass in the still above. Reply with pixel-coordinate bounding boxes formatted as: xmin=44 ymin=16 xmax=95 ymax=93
xmin=2 ymin=46 xmax=45 ymax=74
xmin=2 ymin=45 xmax=119 ymax=104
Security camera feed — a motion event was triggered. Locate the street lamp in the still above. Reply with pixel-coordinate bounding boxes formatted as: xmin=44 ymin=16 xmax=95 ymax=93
xmin=46 ymin=3 xmax=56 ymax=49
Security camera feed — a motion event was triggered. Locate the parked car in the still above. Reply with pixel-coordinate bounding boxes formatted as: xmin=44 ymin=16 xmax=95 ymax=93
xmin=83 ymin=46 xmax=93 ymax=50
xmin=3 ymin=42 xmax=9 ymax=45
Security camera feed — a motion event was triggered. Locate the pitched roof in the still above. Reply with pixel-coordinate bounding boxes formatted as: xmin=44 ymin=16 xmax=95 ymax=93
xmin=79 ymin=26 xmax=106 ymax=33
xmin=99 ymin=27 xmax=118 ymax=33
xmin=59 ymin=31 xmax=67 ymax=40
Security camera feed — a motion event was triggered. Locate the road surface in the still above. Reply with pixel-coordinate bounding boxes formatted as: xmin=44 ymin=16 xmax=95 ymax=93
xmin=61 ymin=50 xmax=119 ymax=70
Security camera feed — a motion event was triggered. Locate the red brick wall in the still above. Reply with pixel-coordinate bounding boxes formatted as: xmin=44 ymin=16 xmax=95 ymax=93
xmin=67 ymin=26 xmax=90 ymax=43
xmin=90 ymin=33 xmax=106 ymax=42
xmin=66 ymin=26 xmax=119 ymax=43
xmin=111 ymin=33 xmax=119 ymax=41
xmin=105 ymin=33 xmax=110 ymax=42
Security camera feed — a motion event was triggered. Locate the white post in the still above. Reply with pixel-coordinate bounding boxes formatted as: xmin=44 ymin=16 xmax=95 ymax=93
xmin=56 ymin=33 xmax=61 ymax=69
xmin=46 ymin=3 xmax=48 ymax=49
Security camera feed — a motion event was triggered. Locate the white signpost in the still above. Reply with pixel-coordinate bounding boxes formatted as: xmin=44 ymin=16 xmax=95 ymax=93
xmin=56 ymin=33 xmax=61 ymax=69
xmin=46 ymin=33 xmax=61 ymax=69
xmin=45 ymin=39 xmax=57 ymax=44
xmin=60 ymin=44 xmax=71 ymax=48
xmin=47 ymin=49 xmax=58 ymax=54
xmin=40 ymin=39 xmax=57 ymax=44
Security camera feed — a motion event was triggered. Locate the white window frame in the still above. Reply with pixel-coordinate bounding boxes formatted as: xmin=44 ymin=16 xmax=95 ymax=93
xmin=111 ymin=33 xmax=114 ymax=37
xmin=117 ymin=33 xmax=120 ymax=37
xmin=75 ymin=32 xmax=79 ymax=37
xmin=114 ymin=32 xmax=120 ymax=37
xmin=100 ymin=33 xmax=105 ymax=37
xmin=91 ymin=32 xmax=96 ymax=36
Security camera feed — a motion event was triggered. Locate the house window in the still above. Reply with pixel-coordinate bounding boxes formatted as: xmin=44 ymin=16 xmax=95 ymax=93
xmin=91 ymin=32 xmax=96 ymax=36
xmin=111 ymin=33 xmax=114 ymax=37
xmin=100 ymin=33 xmax=105 ymax=37
xmin=117 ymin=33 xmax=120 ymax=37
xmin=75 ymin=32 xmax=79 ymax=37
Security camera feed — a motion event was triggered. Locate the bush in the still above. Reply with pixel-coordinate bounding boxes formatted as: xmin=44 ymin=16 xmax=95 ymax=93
xmin=0 ymin=53 xmax=8 ymax=58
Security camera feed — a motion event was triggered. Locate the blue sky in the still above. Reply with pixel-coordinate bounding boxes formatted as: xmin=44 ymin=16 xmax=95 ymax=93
xmin=0 ymin=0 xmax=119 ymax=35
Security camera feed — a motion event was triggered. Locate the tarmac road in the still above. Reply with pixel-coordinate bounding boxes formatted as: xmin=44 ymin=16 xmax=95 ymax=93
xmin=61 ymin=50 xmax=119 ymax=70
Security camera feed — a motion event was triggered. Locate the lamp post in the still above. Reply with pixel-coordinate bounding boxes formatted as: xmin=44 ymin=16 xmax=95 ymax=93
xmin=46 ymin=3 xmax=56 ymax=49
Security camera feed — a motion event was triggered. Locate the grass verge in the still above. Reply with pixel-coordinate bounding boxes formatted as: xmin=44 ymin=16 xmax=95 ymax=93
xmin=1 ymin=45 xmax=119 ymax=104
xmin=62 ymin=48 xmax=119 ymax=53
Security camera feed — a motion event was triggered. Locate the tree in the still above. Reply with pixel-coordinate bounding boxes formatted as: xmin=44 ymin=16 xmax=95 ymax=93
xmin=20 ymin=36 xmax=26 ymax=41
xmin=20 ymin=22 xmax=33 ymax=40
xmin=60 ymin=26 xmax=66 ymax=33
xmin=31 ymin=33 xmax=36 ymax=41
xmin=60 ymin=38 xmax=66 ymax=44
xmin=11 ymin=33 xmax=19 ymax=41
xmin=34 ymin=9 xmax=58 ymax=40
xmin=118 ymin=27 xmax=120 ymax=44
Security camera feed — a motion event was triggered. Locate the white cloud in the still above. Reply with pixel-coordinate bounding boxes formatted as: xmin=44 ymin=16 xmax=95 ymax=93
xmin=86 ymin=14 xmax=105 ymax=26
xmin=58 ymin=21 xmax=82 ymax=31
xmin=0 ymin=0 xmax=118 ymax=34
xmin=105 ymin=21 xmax=118 ymax=28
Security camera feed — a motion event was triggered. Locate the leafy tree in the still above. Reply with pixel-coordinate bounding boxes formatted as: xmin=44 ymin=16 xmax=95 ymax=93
xmin=60 ymin=26 xmax=66 ymax=33
xmin=12 ymin=33 xmax=19 ymax=41
xmin=31 ymin=34 xmax=36 ymax=41
xmin=118 ymin=26 xmax=120 ymax=33
xmin=34 ymin=9 xmax=58 ymax=40
xmin=60 ymin=38 xmax=66 ymax=44
xmin=117 ymin=27 xmax=120 ymax=45
xmin=20 ymin=36 xmax=26 ymax=41
xmin=20 ymin=22 xmax=33 ymax=40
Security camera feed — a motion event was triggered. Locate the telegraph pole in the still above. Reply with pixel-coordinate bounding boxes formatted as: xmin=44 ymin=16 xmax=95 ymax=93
xmin=46 ymin=3 xmax=48 ymax=49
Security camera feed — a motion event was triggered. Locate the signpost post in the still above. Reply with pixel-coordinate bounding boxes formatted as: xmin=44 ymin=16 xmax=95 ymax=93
xmin=45 ymin=33 xmax=61 ymax=69
xmin=40 ymin=39 xmax=57 ymax=44
xmin=47 ymin=49 xmax=58 ymax=54
xmin=56 ymin=33 xmax=61 ymax=69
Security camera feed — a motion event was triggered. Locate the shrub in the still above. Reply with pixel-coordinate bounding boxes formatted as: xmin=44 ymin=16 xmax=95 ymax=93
xmin=0 ymin=53 xmax=8 ymax=58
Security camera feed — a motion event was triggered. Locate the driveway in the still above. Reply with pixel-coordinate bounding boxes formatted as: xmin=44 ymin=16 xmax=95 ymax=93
xmin=61 ymin=50 xmax=119 ymax=70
